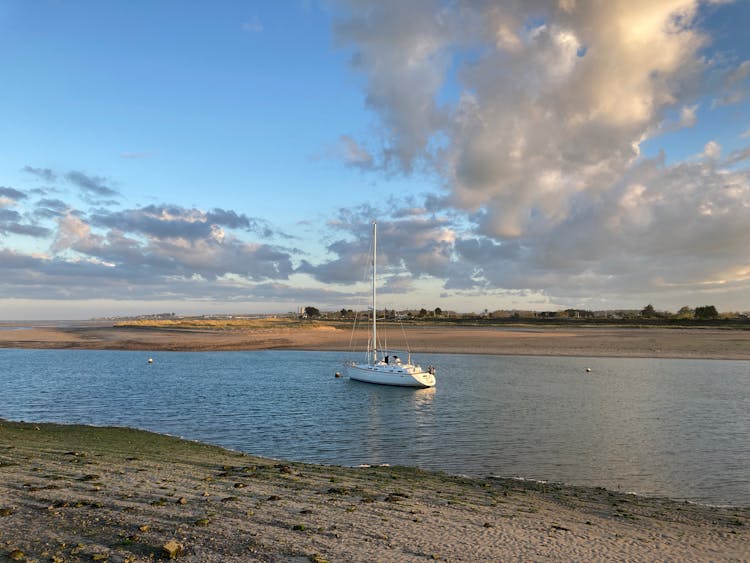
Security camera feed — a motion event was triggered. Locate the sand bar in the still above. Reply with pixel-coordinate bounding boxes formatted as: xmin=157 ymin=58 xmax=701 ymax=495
xmin=0 ymin=420 xmax=747 ymax=562
xmin=2 ymin=321 xmax=750 ymax=359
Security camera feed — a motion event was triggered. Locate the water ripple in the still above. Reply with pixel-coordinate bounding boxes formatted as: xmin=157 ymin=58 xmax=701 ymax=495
xmin=1 ymin=348 xmax=748 ymax=505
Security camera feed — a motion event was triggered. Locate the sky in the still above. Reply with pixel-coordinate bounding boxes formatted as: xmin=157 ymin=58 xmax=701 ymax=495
xmin=1 ymin=0 xmax=750 ymax=320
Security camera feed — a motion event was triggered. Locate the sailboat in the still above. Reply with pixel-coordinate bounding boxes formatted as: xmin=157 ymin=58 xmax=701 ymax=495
xmin=347 ymin=221 xmax=437 ymax=388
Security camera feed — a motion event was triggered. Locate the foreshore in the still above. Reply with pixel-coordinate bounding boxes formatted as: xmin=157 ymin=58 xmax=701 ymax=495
xmin=2 ymin=320 xmax=750 ymax=359
xmin=1 ymin=419 xmax=747 ymax=562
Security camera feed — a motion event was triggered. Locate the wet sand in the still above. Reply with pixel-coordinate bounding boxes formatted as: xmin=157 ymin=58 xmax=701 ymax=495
xmin=1 ymin=420 xmax=747 ymax=562
xmin=2 ymin=321 xmax=750 ymax=360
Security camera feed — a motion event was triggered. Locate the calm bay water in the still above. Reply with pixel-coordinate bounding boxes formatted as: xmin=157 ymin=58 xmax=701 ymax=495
xmin=0 ymin=349 xmax=748 ymax=506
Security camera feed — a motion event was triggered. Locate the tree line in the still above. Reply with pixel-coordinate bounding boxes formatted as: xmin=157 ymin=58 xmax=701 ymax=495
xmin=640 ymin=304 xmax=720 ymax=320
xmin=300 ymin=304 xmax=746 ymax=322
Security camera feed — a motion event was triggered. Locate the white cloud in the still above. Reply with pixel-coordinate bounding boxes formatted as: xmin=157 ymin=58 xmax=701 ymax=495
xmin=704 ymin=140 xmax=722 ymax=158
xmin=679 ymin=104 xmax=699 ymax=127
xmin=52 ymin=213 xmax=95 ymax=253
xmin=335 ymin=1 xmax=450 ymax=172
xmin=336 ymin=0 xmax=719 ymax=239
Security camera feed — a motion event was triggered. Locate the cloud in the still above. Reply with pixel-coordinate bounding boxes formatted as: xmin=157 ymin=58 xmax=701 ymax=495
xmin=334 ymin=0 xmax=742 ymax=239
xmin=0 ymin=208 xmax=21 ymax=222
xmin=725 ymin=145 xmax=750 ymax=166
xmin=88 ymin=205 xmax=278 ymax=241
xmin=335 ymin=0 xmax=450 ymax=173
xmin=0 ymin=248 xmax=168 ymax=301
xmin=324 ymin=1 xmax=750 ymax=309
xmin=90 ymin=205 xmax=220 ymax=240
xmin=315 ymin=135 xmax=376 ymax=170
xmin=0 ymin=170 xmax=305 ymax=305
xmin=0 ymin=188 xmax=51 ymax=238
xmin=679 ymin=104 xmax=699 ymax=127
xmin=0 ymin=187 xmax=28 ymax=202
xmin=22 ymin=166 xmax=57 ymax=182
xmin=0 ymin=245 xmax=355 ymax=306
xmin=339 ymin=135 xmax=375 ymax=169
xmin=65 ymin=170 xmax=120 ymax=198
xmin=712 ymin=60 xmax=750 ymax=106
xmin=33 ymin=198 xmax=70 ymax=219
xmin=704 ymin=140 xmax=722 ymax=158
xmin=0 ymin=208 xmax=51 ymax=237
xmin=48 ymin=203 xmax=296 ymax=284
xmin=205 ymin=208 xmax=252 ymax=230
xmin=298 ymin=205 xmax=458 ymax=286
xmin=6 ymin=224 xmax=53 ymax=237
xmin=449 ymin=150 xmax=750 ymax=303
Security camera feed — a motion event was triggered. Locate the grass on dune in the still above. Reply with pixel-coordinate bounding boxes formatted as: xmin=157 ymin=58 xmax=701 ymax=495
xmin=114 ymin=317 xmax=323 ymax=331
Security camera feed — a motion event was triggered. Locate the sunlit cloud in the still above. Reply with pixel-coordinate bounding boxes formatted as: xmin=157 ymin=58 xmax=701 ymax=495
xmin=704 ymin=140 xmax=722 ymax=158
xmin=324 ymin=0 xmax=750 ymax=309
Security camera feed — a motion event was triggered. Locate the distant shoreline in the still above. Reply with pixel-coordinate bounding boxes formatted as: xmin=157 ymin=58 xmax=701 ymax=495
xmin=1 ymin=320 xmax=750 ymax=359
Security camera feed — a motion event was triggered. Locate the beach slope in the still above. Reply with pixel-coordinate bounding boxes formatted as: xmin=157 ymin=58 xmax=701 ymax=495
xmin=1 ymin=420 xmax=747 ymax=561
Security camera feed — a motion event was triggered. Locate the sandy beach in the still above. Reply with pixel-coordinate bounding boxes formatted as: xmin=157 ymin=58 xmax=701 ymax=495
xmin=2 ymin=320 xmax=750 ymax=360
xmin=1 ymin=420 xmax=747 ymax=562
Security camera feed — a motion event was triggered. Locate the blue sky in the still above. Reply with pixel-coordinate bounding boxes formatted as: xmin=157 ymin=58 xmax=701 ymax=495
xmin=2 ymin=0 xmax=750 ymax=319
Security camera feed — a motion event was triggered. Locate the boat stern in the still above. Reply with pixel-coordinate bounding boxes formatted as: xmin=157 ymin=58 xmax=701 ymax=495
xmin=413 ymin=371 xmax=436 ymax=388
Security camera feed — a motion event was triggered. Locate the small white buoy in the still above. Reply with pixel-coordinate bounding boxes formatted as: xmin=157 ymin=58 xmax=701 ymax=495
xmin=334 ymin=372 xmax=341 ymax=378
xmin=585 ymin=367 xmax=591 ymax=372
xmin=148 ymin=358 xmax=154 ymax=364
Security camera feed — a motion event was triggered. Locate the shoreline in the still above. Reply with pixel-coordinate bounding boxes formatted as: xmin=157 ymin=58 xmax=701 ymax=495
xmin=2 ymin=322 xmax=750 ymax=360
xmin=1 ymin=419 xmax=747 ymax=561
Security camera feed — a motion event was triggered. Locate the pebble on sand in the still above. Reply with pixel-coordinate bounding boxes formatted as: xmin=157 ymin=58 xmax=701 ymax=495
xmin=162 ymin=539 xmax=184 ymax=559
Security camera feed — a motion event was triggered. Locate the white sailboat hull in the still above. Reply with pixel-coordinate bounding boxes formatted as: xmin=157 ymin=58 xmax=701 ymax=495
xmin=348 ymin=362 xmax=436 ymax=388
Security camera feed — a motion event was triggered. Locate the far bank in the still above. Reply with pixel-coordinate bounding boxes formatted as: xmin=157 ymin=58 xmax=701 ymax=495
xmin=2 ymin=319 xmax=750 ymax=359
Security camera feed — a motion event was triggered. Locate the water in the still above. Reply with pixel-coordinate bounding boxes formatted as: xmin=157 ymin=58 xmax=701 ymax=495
xmin=0 ymin=349 xmax=747 ymax=506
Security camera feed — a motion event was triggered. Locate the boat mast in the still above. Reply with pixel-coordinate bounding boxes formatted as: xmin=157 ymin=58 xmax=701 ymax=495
xmin=371 ymin=221 xmax=377 ymax=364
